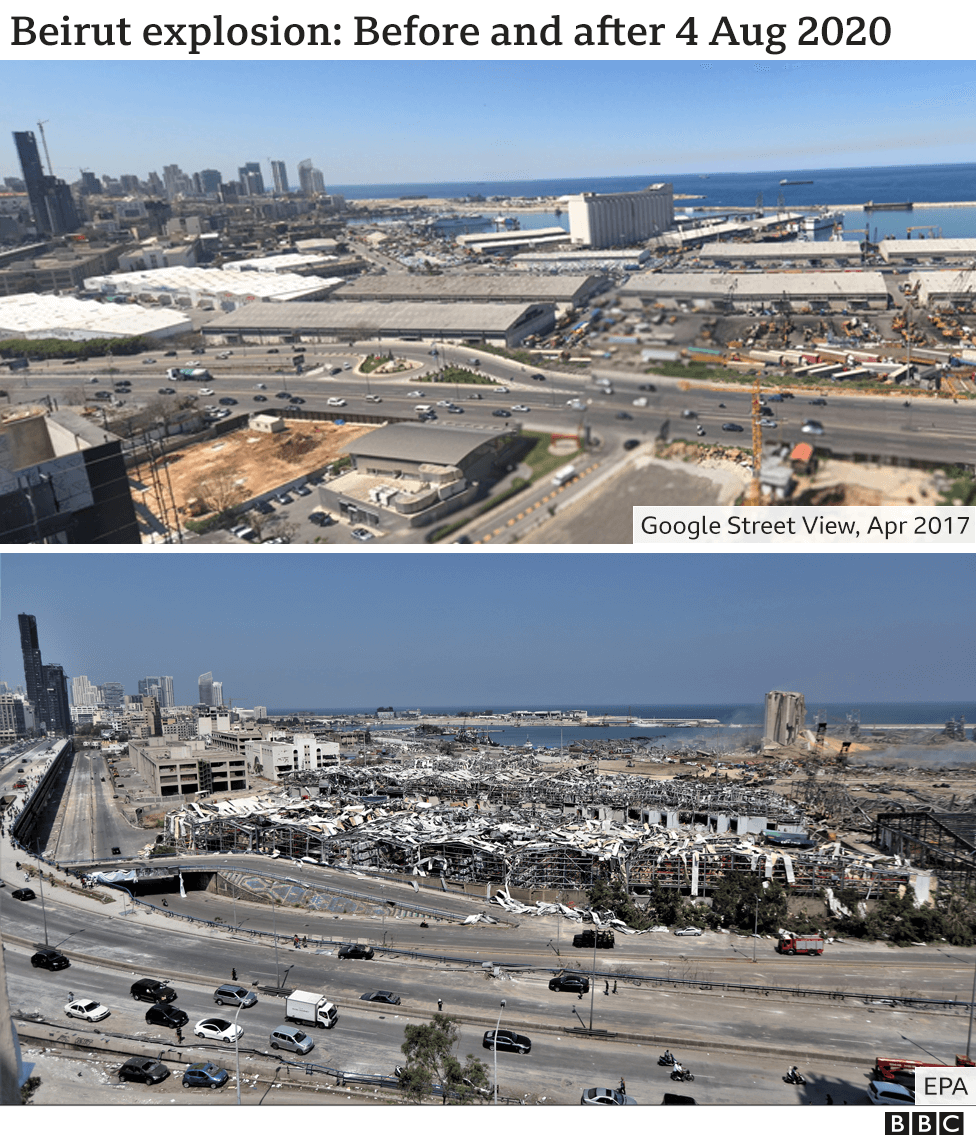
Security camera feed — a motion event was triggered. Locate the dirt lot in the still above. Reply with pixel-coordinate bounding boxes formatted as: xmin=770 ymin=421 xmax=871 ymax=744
xmin=132 ymin=420 xmax=375 ymax=525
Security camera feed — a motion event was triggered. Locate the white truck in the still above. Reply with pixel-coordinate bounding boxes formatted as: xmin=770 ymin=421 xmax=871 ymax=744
xmin=167 ymin=367 xmax=211 ymax=381
xmin=551 ymin=464 xmax=577 ymax=488
xmin=285 ymin=990 xmax=339 ymax=1028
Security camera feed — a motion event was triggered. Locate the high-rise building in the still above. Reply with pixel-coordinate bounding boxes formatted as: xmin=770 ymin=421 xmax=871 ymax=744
xmin=0 ymin=692 xmax=32 ymax=743
xmin=271 ymin=161 xmax=289 ymax=195
xmin=98 ymin=681 xmax=125 ymax=710
xmin=238 ymin=162 xmax=265 ymax=196
xmin=13 ymin=130 xmax=80 ymax=236
xmin=138 ymin=675 xmax=175 ymax=708
xmin=71 ymin=675 xmax=101 ymax=706
xmin=297 ymin=159 xmax=326 ymax=198
xmin=198 ymin=169 xmax=222 ymax=196
xmin=142 ymin=694 xmax=162 ymax=737
xmin=198 ymin=671 xmax=214 ymax=705
xmin=42 ymin=664 xmax=71 ymax=735
xmin=17 ymin=614 xmax=45 ymax=726
xmin=79 ymin=171 xmax=102 ymax=196
xmin=211 ymin=681 xmax=224 ymax=707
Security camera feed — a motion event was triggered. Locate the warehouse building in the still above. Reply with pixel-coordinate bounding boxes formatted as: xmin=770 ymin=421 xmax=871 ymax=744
xmin=567 ymin=184 xmax=674 ymax=248
xmin=512 ymin=248 xmax=652 ymax=273
xmin=83 ymin=265 xmax=344 ymax=310
xmin=455 ymin=228 xmax=571 ymax=255
xmin=619 ymin=270 xmax=890 ymax=311
xmin=332 ymin=272 xmax=607 ymax=311
xmin=201 ymin=299 xmax=556 ymax=346
xmin=908 ymin=269 xmax=976 ymax=307
xmin=694 ymin=241 xmax=863 ymax=266
xmin=878 ymin=239 xmax=976 ymax=265
xmin=656 ymin=212 xmax=804 ymax=250
xmin=128 ymin=739 xmax=249 ymax=799
xmin=0 ymin=292 xmax=192 ymax=340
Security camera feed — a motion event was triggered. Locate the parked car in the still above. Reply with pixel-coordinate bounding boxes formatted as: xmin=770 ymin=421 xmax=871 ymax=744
xmin=31 ymin=947 xmax=70 ymax=971
xmin=194 ymin=1017 xmax=243 ymax=1043
xmin=65 ymin=998 xmax=110 ymax=1022
xmin=214 ymin=984 xmax=257 ymax=1007
xmin=674 ymin=926 xmax=704 ymax=937
xmin=11 ymin=887 xmax=36 ymax=901
xmin=482 ymin=1030 xmax=531 ymax=1054
xmin=182 ymin=1062 xmax=229 ymax=1089
xmin=118 ymin=1058 xmax=170 ymax=1085
xmin=308 ymin=512 xmax=334 ymax=526
xmin=867 ymin=1081 xmax=915 ymax=1106
xmin=581 ymin=1087 xmax=637 ymax=1105
xmin=130 ymin=978 xmax=177 ymax=1004
xmin=350 ymin=528 xmax=375 ymax=542
xmin=338 ymin=943 xmax=374 ymax=959
xmin=146 ymin=1003 xmax=188 ymax=1029
xmin=361 ymin=991 xmax=401 ymax=1005
xmin=622 ymin=439 xmax=641 ymax=451
xmin=549 ymin=973 xmax=589 ymax=993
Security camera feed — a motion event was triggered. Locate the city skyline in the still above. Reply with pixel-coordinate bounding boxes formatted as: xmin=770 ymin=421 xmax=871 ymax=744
xmin=0 ymin=553 xmax=969 ymax=708
xmin=2 ymin=60 xmax=976 ymax=186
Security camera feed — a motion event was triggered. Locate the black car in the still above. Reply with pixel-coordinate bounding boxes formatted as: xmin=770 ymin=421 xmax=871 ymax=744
xmin=622 ymin=439 xmax=640 ymax=451
xmin=808 ymin=397 xmax=827 ymax=405
xmin=111 ymin=846 xmax=122 ymax=855
xmin=254 ymin=500 xmax=275 ymax=514
xmin=492 ymin=409 xmax=512 ymax=417
xmin=482 ymin=1030 xmax=531 ymax=1055
xmin=253 ymin=394 xmax=268 ymax=402
xmin=615 ymin=411 xmax=633 ymax=420
xmin=11 ymin=887 xmax=36 ymax=901
xmin=267 ymin=348 xmax=280 ymax=354
xmin=218 ymin=397 xmax=238 ymax=406
xmin=131 ymin=978 xmax=177 ymax=1003
xmin=182 ymin=1062 xmax=228 ymax=1089
xmin=721 ymin=422 xmax=744 ymax=432
xmin=549 ymin=973 xmax=589 ymax=993
xmin=289 ymin=396 xmax=306 ymax=404
xmin=31 ymin=947 xmax=71 ymax=971
xmin=164 ymin=350 xmax=178 ymax=357
xmin=339 ymin=943 xmax=374 ymax=959
xmin=276 ymin=392 xmax=292 ymax=400
xmin=308 ymin=512 xmax=334 ymax=526
xmin=638 ymin=383 xmax=657 ymax=392
xmin=573 ymin=929 xmax=615 ymax=949
xmin=361 ymin=990 xmax=400 ymax=1005
xmin=94 ymin=391 xmax=113 ymax=399
xmin=145 ymin=1002 xmax=188 ymax=1029
xmin=530 ymin=373 xmax=546 ymax=381
xmin=157 ymin=387 xmax=176 ymax=395
xmin=118 ymin=1058 xmax=170 ymax=1085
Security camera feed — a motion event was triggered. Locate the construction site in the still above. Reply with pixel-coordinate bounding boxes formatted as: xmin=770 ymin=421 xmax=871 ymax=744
xmin=161 ymin=693 xmax=976 ymax=918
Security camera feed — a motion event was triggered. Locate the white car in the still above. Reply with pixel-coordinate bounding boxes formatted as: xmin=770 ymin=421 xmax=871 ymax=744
xmin=254 ymin=382 xmax=267 ymax=389
xmin=511 ymin=404 xmax=530 ymax=412
xmin=326 ymin=397 xmax=347 ymax=407
xmin=801 ymin=420 xmax=825 ymax=435
xmin=198 ymin=387 xmax=215 ymax=396
xmin=65 ymin=998 xmax=110 ymax=1022
xmin=867 ymin=1081 xmax=914 ymax=1106
xmin=185 ymin=360 xmax=200 ymax=367
xmin=495 ymin=386 xmax=509 ymax=394
xmin=194 ymin=1017 xmax=244 ymax=1043
xmin=566 ymin=399 xmax=586 ymax=410
xmin=364 ymin=394 xmax=382 ymax=403
xmin=436 ymin=400 xmax=453 ymax=407
xmin=758 ymin=417 xmax=778 ymax=428
xmin=406 ymin=390 xmax=424 ymax=398
xmin=673 ymin=926 xmax=704 ymax=937
xmin=632 ymin=397 xmax=648 ymax=407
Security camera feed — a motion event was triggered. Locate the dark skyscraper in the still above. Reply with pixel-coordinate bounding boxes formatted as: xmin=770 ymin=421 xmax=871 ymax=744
xmin=42 ymin=664 xmax=71 ymax=736
xmin=17 ymin=613 xmax=45 ymax=724
xmin=13 ymin=130 xmax=80 ymax=236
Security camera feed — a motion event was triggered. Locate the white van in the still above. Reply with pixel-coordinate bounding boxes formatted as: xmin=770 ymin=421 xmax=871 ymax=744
xmin=414 ymin=404 xmax=433 ymax=413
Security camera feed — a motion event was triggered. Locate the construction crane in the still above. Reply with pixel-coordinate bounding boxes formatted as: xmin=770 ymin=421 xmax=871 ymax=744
xmin=906 ymin=225 xmax=943 ymax=240
xmin=36 ymin=119 xmax=54 ymax=176
xmin=743 ymin=369 xmax=763 ymax=505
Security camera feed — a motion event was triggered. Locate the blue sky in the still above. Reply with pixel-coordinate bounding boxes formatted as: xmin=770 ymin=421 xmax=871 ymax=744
xmin=2 ymin=61 xmax=976 ymax=186
xmin=0 ymin=553 xmax=968 ymax=707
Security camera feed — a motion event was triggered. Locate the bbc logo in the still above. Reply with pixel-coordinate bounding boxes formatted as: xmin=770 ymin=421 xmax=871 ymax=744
xmin=885 ymin=1112 xmax=964 ymax=1135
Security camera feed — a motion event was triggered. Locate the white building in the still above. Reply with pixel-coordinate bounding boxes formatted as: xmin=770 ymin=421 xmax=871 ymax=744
xmin=0 ymin=292 xmax=192 ymax=341
xmin=83 ymin=266 xmax=343 ymax=311
xmin=245 ymin=735 xmax=341 ymax=781
xmin=567 ymin=184 xmax=674 ymax=248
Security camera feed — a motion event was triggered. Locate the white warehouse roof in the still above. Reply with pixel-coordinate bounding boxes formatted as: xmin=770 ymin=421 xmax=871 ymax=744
xmin=0 ymin=292 xmax=193 ymax=341
xmin=222 ymin=253 xmax=341 ymax=274
xmin=83 ymin=266 xmax=343 ymax=307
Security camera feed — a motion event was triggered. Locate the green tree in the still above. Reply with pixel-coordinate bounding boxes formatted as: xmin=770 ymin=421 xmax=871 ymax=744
xmin=585 ymin=877 xmax=652 ymax=930
xmin=709 ymin=872 xmax=788 ymax=933
xmin=398 ymin=1014 xmax=491 ymax=1104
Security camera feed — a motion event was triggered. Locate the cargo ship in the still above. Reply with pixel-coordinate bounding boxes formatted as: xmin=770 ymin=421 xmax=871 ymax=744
xmin=780 ymin=179 xmax=814 ymax=185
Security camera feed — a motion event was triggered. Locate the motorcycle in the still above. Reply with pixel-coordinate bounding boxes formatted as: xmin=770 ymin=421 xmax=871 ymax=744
xmin=420 ymin=921 xmax=429 ymax=928
xmin=696 ymin=426 xmax=706 ymax=436
xmin=670 ymin=1070 xmax=695 ymax=1082
xmin=658 ymin=1054 xmax=675 ymax=1067
xmin=783 ymin=1070 xmax=806 ymax=1086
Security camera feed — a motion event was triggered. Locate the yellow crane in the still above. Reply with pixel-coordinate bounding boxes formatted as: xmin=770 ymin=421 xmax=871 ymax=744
xmin=744 ymin=370 xmax=763 ymax=505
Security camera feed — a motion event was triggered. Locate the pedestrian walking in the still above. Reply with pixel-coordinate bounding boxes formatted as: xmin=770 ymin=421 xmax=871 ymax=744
xmin=67 ymin=991 xmax=74 ymax=1003
xmin=302 ymin=936 xmax=307 ymax=948
xmin=437 ymin=999 xmax=443 ymax=1012
xmin=604 ymin=980 xmax=609 ymax=995
xmin=293 ymin=934 xmax=300 ymax=948
xmin=826 ymin=1095 xmax=833 ymax=1105
xmin=231 ymin=968 xmax=237 ymax=981
xmin=618 ymin=1078 xmax=626 ymax=1095
xmin=176 ymin=1026 xmax=184 ymax=1045
xmin=612 ymin=980 xmax=617 ymax=994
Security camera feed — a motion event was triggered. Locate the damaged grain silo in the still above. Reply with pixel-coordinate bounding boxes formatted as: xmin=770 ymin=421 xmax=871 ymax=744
xmin=763 ymin=690 xmax=807 ymax=747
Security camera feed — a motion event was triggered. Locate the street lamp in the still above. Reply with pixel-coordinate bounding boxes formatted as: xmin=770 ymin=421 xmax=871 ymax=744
xmin=589 ymin=927 xmax=600 ymax=1030
xmin=753 ymin=894 xmax=762 ymax=963
xmin=271 ymin=896 xmax=281 ymax=987
xmin=34 ymin=845 xmax=49 ymax=946
xmin=492 ymin=999 xmax=506 ymax=1106
xmin=233 ymin=1008 xmax=245 ymax=1106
